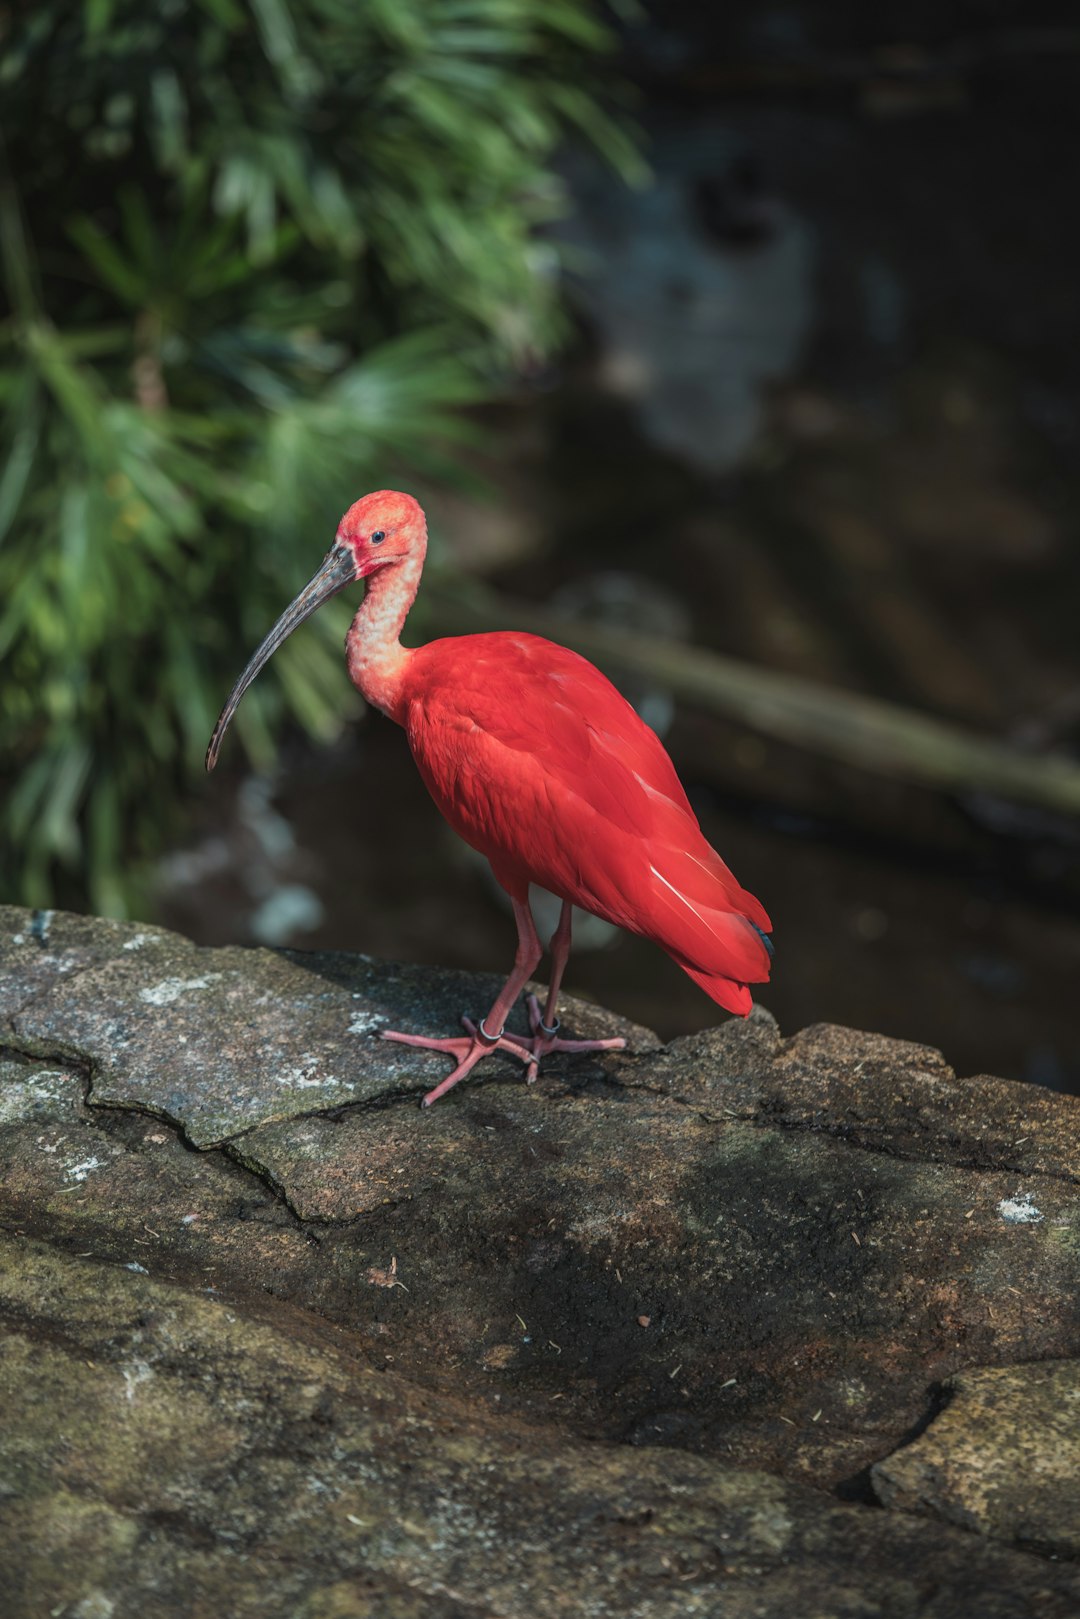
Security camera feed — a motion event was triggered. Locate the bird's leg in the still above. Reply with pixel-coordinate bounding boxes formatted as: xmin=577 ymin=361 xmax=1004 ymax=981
xmin=510 ymin=900 xmax=627 ymax=1078
xmin=536 ymin=898 xmax=574 ymax=1032
xmin=380 ymin=898 xmax=543 ymax=1107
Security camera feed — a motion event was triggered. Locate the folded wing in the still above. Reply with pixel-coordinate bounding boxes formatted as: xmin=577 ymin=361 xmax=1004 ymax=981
xmin=405 ymin=633 xmax=772 ymax=1013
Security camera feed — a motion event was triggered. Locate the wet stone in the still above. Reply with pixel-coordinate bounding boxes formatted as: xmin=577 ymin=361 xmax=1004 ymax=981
xmin=3 ymin=906 xmax=1080 ymax=1615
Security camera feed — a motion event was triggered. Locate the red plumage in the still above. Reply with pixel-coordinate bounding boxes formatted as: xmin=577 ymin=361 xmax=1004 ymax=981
xmin=401 ymin=631 xmax=771 ymax=1015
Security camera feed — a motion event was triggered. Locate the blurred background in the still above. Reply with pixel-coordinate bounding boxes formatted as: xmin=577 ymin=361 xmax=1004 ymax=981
xmin=3 ymin=2 xmax=1080 ymax=1090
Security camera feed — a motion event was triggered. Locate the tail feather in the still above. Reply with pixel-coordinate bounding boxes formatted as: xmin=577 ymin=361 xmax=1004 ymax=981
xmin=648 ymin=877 xmax=773 ymax=984
xmin=678 ymin=963 xmax=754 ymax=1017
xmin=592 ymin=829 xmax=773 ymax=1020
xmin=661 ymin=843 xmax=772 ymax=935
xmin=647 ymin=874 xmax=773 ymax=1019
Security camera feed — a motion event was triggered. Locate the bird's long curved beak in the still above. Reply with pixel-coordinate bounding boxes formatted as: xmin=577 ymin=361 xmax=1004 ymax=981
xmin=205 ymin=543 xmax=357 ymax=772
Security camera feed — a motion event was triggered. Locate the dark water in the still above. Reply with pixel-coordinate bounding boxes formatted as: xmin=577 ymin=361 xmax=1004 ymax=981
xmin=163 ymin=9 xmax=1080 ymax=1093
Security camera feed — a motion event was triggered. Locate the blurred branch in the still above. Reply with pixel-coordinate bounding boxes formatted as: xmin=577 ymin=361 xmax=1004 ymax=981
xmin=438 ymin=589 xmax=1080 ymax=816
xmin=132 ymin=310 xmax=168 ymax=411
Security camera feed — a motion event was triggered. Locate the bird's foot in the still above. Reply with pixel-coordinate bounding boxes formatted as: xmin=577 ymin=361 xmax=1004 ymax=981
xmin=498 ymin=994 xmax=627 ymax=1081
xmin=380 ymin=999 xmax=626 ymax=1106
xmin=380 ymin=1017 xmax=534 ymax=1108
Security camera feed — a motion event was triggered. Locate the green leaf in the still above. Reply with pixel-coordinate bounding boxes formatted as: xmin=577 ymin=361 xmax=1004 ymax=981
xmin=0 ymin=0 xmax=641 ymax=906
xmin=0 ymin=369 xmax=41 ymax=542
xmin=85 ymin=0 xmax=120 ymax=37
xmin=67 ymin=216 xmax=148 ymax=306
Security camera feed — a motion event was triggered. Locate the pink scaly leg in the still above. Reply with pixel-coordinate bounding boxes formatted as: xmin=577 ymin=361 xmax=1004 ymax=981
xmin=380 ymin=897 xmax=626 ymax=1105
xmin=380 ymin=897 xmax=544 ymax=1107
xmin=503 ymin=900 xmax=626 ymax=1079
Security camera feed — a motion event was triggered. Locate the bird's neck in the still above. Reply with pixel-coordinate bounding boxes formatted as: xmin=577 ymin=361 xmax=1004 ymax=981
xmin=345 ymin=554 xmax=423 ymax=721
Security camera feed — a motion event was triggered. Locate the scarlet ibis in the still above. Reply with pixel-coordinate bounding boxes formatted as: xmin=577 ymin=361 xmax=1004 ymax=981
xmin=207 ymin=491 xmax=772 ymax=1106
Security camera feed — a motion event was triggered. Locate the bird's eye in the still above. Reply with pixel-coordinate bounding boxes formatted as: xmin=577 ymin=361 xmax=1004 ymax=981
xmin=370 ymin=530 xmax=386 ymax=545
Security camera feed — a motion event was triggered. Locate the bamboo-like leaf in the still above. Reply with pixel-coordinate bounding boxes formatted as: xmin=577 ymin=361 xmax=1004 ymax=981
xmin=85 ymin=0 xmax=119 ymax=38
xmin=192 ymin=0 xmax=245 ymax=26
xmin=67 ymin=216 xmax=148 ymax=306
xmin=0 ymin=369 xmax=41 ymax=542
xmin=29 ymin=738 xmax=93 ymax=862
xmin=150 ymin=68 xmax=189 ymax=170
xmin=87 ymin=770 xmax=127 ymax=916
xmin=1 ymin=0 xmax=640 ymax=905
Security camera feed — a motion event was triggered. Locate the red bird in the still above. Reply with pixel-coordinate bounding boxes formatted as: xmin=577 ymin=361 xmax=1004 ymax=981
xmin=207 ymin=491 xmax=772 ymax=1106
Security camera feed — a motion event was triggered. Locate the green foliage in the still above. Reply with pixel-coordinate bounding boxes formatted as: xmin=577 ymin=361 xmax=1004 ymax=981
xmin=0 ymin=0 xmax=638 ymax=913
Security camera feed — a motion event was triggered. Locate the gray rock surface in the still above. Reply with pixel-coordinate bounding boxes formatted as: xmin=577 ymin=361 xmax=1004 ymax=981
xmin=2 ymin=904 xmax=1079 ymax=1615
xmin=873 ymin=1361 xmax=1080 ymax=1559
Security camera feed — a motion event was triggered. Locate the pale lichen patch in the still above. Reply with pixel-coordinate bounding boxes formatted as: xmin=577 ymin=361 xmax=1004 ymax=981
xmin=0 ymin=1068 xmax=72 ymax=1125
xmin=348 ymin=1009 xmax=387 ymax=1035
xmin=65 ymin=1155 xmax=104 ymax=1183
xmin=138 ymin=974 xmax=223 ymax=1007
xmin=997 ymin=1192 xmax=1043 ymax=1225
xmin=276 ymin=1055 xmax=340 ymax=1090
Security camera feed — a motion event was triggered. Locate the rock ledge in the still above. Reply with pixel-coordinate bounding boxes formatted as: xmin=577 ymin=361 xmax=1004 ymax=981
xmin=2 ymin=906 xmax=1078 ymax=1617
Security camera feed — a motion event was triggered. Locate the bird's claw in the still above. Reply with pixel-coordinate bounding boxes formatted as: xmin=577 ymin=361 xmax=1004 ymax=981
xmin=380 ymin=1020 xmax=533 ymax=1108
xmin=379 ymin=1000 xmax=626 ymax=1107
xmin=520 ymin=993 xmax=628 ymax=1064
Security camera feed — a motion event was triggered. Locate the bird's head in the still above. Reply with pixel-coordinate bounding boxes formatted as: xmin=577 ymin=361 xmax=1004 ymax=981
xmin=334 ymin=489 xmax=427 ymax=578
xmin=205 ymin=490 xmax=427 ymax=771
